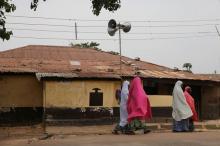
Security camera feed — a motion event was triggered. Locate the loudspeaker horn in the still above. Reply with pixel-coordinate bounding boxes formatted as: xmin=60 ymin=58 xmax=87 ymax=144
xmin=108 ymin=19 xmax=118 ymax=36
xmin=108 ymin=27 xmax=118 ymax=36
xmin=122 ymin=22 xmax=131 ymax=33
xmin=108 ymin=19 xmax=117 ymax=29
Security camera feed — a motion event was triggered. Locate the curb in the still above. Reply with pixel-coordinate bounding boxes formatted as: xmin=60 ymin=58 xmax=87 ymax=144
xmin=1 ymin=123 xmax=220 ymax=137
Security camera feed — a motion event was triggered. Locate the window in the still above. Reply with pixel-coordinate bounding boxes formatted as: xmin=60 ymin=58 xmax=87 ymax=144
xmin=89 ymin=88 xmax=103 ymax=106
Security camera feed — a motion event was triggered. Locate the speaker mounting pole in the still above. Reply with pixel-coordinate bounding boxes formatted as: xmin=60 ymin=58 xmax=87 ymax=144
xmin=107 ymin=19 xmax=131 ymax=78
xmin=118 ymin=23 xmax=122 ymax=76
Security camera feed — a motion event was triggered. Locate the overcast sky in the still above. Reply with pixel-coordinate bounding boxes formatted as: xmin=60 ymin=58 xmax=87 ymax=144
xmin=1 ymin=0 xmax=220 ymax=73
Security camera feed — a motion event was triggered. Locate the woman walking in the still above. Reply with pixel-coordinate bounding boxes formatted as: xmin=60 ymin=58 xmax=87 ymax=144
xmin=127 ymin=76 xmax=152 ymax=134
xmin=172 ymin=81 xmax=193 ymax=132
xmin=184 ymin=86 xmax=198 ymax=131
xmin=113 ymin=80 xmax=129 ymax=134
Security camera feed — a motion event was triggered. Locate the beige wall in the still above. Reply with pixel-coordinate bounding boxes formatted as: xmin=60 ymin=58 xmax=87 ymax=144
xmin=148 ymin=95 xmax=172 ymax=107
xmin=44 ymin=80 xmax=173 ymax=108
xmin=201 ymin=85 xmax=220 ymax=119
xmin=44 ymin=80 xmax=121 ymax=108
xmin=0 ymin=75 xmax=43 ymax=107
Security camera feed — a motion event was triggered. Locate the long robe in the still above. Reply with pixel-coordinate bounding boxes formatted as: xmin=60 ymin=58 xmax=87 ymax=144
xmin=127 ymin=77 xmax=152 ymax=122
xmin=184 ymin=87 xmax=198 ymax=121
xmin=119 ymin=81 xmax=129 ymax=127
xmin=172 ymin=81 xmax=193 ymax=121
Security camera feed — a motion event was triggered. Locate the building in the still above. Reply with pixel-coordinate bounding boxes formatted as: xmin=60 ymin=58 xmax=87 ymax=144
xmin=0 ymin=45 xmax=219 ymax=125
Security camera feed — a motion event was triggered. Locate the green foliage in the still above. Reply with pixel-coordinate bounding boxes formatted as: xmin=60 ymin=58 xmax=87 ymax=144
xmin=30 ymin=0 xmax=121 ymax=15
xmin=0 ymin=0 xmax=121 ymax=41
xmin=0 ymin=0 xmax=16 ymax=41
xmin=30 ymin=0 xmax=46 ymax=11
xmin=70 ymin=41 xmax=102 ymax=51
xmin=91 ymin=0 xmax=121 ymax=15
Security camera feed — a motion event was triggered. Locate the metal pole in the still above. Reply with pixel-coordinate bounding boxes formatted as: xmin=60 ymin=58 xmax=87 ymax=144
xmin=43 ymin=82 xmax=47 ymax=134
xmin=118 ymin=24 xmax=122 ymax=76
xmin=75 ymin=22 xmax=78 ymax=40
xmin=215 ymin=25 xmax=220 ymax=37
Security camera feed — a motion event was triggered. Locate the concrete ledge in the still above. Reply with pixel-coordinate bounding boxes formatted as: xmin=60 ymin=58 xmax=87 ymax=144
xmin=160 ymin=123 xmax=172 ymax=130
xmin=194 ymin=123 xmax=204 ymax=129
xmin=46 ymin=118 xmax=116 ymax=126
xmin=1 ymin=121 xmax=220 ymax=137
xmin=205 ymin=124 xmax=220 ymax=130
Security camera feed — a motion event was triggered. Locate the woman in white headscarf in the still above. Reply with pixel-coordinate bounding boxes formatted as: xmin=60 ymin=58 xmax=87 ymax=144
xmin=172 ymin=80 xmax=193 ymax=132
xmin=113 ymin=80 xmax=129 ymax=134
xmin=119 ymin=80 xmax=130 ymax=128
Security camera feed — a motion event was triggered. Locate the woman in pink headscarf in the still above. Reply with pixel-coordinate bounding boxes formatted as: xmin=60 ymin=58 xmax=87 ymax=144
xmin=127 ymin=76 xmax=152 ymax=134
xmin=184 ymin=86 xmax=198 ymax=131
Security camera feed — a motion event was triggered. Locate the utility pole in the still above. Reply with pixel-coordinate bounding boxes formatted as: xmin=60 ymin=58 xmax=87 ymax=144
xmin=215 ymin=25 xmax=220 ymax=37
xmin=75 ymin=22 xmax=78 ymax=40
xmin=215 ymin=26 xmax=220 ymax=75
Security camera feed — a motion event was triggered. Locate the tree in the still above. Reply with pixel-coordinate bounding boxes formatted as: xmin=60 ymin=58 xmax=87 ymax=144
xmin=183 ymin=63 xmax=192 ymax=72
xmin=91 ymin=0 xmax=121 ymax=16
xmin=0 ymin=0 xmax=16 ymax=41
xmin=0 ymin=0 xmax=121 ymax=41
xmin=70 ymin=41 xmax=101 ymax=51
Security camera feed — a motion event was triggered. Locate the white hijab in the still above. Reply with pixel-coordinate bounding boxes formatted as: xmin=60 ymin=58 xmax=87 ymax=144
xmin=172 ymin=80 xmax=193 ymax=121
xmin=119 ymin=80 xmax=129 ymax=127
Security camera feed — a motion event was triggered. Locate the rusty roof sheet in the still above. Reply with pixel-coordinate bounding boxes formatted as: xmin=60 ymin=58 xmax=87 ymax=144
xmin=195 ymin=74 xmax=220 ymax=82
xmin=0 ymin=45 xmax=219 ymax=82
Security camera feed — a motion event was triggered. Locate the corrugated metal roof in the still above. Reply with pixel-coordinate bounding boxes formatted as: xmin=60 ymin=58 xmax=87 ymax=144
xmin=196 ymin=74 xmax=220 ymax=82
xmin=36 ymin=73 xmax=78 ymax=81
xmin=0 ymin=45 xmax=219 ymax=82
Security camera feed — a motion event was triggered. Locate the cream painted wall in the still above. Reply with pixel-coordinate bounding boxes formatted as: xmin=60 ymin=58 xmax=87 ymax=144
xmin=44 ymin=80 xmax=121 ymax=108
xmin=148 ymin=95 xmax=172 ymax=107
xmin=44 ymin=80 xmax=173 ymax=108
xmin=0 ymin=75 xmax=43 ymax=107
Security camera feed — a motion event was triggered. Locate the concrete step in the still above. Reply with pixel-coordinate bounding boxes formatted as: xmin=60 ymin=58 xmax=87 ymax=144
xmin=1 ymin=122 xmax=220 ymax=137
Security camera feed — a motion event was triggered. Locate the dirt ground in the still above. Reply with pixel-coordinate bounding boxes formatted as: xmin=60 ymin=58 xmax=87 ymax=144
xmin=1 ymin=131 xmax=220 ymax=146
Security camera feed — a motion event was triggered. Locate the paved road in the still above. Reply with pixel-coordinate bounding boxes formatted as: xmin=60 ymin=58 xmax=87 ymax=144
xmin=1 ymin=131 xmax=220 ymax=146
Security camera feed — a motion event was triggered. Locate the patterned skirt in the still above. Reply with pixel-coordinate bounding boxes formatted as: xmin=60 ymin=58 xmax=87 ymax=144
xmin=173 ymin=118 xmax=190 ymax=132
xmin=113 ymin=118 xmax=150 ymax=134
xmin=127 ymin=118 xmax=150 ymax=134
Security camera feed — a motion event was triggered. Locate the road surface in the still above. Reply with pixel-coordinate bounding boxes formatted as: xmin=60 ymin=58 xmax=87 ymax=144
xmin=1 ymin=131 xmax=220 ymax=146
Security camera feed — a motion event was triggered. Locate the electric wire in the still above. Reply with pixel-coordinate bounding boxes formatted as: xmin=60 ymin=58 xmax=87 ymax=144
xmin=12 ymin=34 xmax=217 ymax=41
xmin=6 ymin=15 xmax=220 ymax=23
xmin=7 ymin=27 xmax=217 ymax=35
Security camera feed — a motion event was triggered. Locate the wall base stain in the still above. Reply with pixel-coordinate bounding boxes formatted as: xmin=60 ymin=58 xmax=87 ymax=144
xmin=46 ymin=107 xmax=115 ymax=119
xmin=0 ymin=107 xmax=43 ymax=126
xmin=0 ymin=107 xmax=172 ymax=126
xmin=151 ymin=107 xmax=172 ymax=117
xmin=45 ymin=107 xmax=172 ymax=124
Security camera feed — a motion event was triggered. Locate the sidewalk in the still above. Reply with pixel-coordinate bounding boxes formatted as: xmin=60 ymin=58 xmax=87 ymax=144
xmin=1 ymin=119 xmax=220 ymax=138
xmin=47 ymin=120 xmax=220 ymax=135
